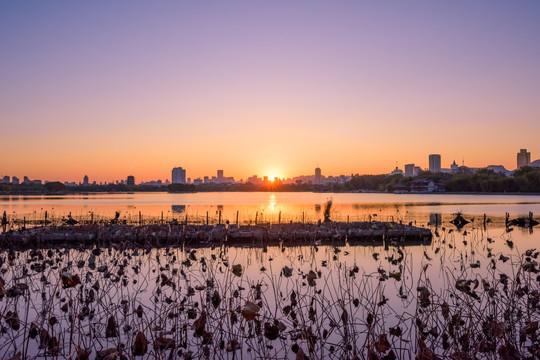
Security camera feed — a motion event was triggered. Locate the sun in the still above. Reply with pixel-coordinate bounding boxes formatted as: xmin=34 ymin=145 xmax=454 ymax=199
xmin=267 ymin=173 xmax=281 ymax=182
xmin=264 ymin=168 xmax=282 ymax=181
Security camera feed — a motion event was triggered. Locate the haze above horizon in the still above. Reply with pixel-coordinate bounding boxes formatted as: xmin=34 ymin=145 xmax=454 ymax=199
xmin=1 ymin=1 xmax=539 ymax=182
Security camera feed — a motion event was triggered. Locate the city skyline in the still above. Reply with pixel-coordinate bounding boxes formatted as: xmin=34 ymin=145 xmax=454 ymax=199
xmin=2 ymin=2 xmax=539 ymax=182
xmin=2 ymin=148 xmax=539 ymax=185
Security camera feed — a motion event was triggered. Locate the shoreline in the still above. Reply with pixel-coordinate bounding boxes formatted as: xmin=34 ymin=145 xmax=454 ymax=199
xmin=2 ymin=190 xmax=540 ymax=196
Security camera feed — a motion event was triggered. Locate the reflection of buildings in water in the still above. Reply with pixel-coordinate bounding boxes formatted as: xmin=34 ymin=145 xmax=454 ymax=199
xmin=315 ymin=204 xmax=321 ymax=212
xmin=429 ymin=213 xmax=441 ymax=227
xmin=172 ymin=205 xmax=186 ymax=214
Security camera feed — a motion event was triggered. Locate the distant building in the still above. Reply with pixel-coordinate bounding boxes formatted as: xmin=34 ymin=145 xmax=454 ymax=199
xmin=390 ymin=166 xmax=404 ymax=176
xmin=23 ymin=176 xmax=30 ymax=185
xmin=204 ymin=176 xmax=209 ymax=183
xmin=411 ymin=178 xmax=437 ymax=193
xmin=0 ymin=176 xmax=9 ymax=184
xmin=193 ymin=178 xmax=203 ymax=185
xmin=393 ymin=182 xmax=408 ymax=193
xmin=126 ymin=175 xmax=135 ymax=186
xmin=517 ymin=149 xmax=531 ymax=169
xmin=12 ymin=176 xmax=19 ymax=185
xmin=314 ymin=167 xmax=322 ymax=185
xmin=172 ymin=167 xmax=186 ymax=184
xmin=83 ymin=175 xmax=89 ymax=186
xmin=486 ymin=165 xmax=510 ymax=176
xmin=217 ymin=170 xmax=224 ymax=180
xmin=247 ymin=175 xmax=262 ymax=184
xmin=429 ymin=154 xmax=441 ymax=173
xmin=530 ymin=159 xmax=540 ymax=168
xmin=450 ymin=161 xmax=459 ymax=174
xmin=404 ymin=164 xmax=415 ymax=177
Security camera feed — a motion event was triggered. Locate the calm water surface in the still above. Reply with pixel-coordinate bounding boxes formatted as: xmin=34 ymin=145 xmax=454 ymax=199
xmin=2 ymin=192 xmax=540 ymax=224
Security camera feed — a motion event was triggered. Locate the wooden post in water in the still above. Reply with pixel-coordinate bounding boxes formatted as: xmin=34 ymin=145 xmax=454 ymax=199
xmin=139 ymin=211 xmax=142 ymax=225
xmin=1 ymin=211 xmax=6 ymax=232
xmin=161 ymin=211 xmax=164 ymax=224
xmin=483 ymin=213 xmax=486 ymax=229
xmin=23 ymin=216 xmax=26 ymax=230
xmin=347 ymin=215 xmax=349 ymax=224
xmin=255 ymin=211 xmax=258 ymax=225
xmin=278 ymin=211 xmax=281 ymax=224
xmin=505 ymin=212 xmax=509 ymax=227
xmin=302 ymin=211 xmax=305 ymax=224
xmin=236 ymin=211 xmax=239 ymax=226
xmin=218 ymin=211 xmax=221 ymax=224
xmin=206 ymin=211 xmax=209 ymax=225
xmin=90 ymin=212 xmax=93 ymax=224
xmin=185 ymin=214 xmax=188 ymax=225
xmin=44 ymin=211 xmax=48 ymax=225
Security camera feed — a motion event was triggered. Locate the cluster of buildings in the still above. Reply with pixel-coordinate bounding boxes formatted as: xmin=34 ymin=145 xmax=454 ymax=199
xmin=390 ymin=149 xmax=540 ymax=178
xmin=172 ymin=167 xmax=235 ymax=185
xmin=0 ymin=176 xmax=41 ymax=185
xmin=170 ymin=166 xmax=351 ymax=186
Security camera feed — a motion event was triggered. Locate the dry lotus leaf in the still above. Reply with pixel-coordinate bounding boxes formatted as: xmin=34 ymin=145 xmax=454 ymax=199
xmin=132 ymin=331 xmax=148 ymax=356
xmin=61 ymin=272 xmax=81 ymax=289
xmin=241 ymin=301 xmax=260 ymax=321
xmin=192 ymin=310 xmax=207 ymax=337
xmin=154 ymin=335 xmax=175 ymax=350
xmin=307 ymin=270 xmax=317 ymax=286
xmin=105 ymin=316 xmax=118 ymax=338
xmin=232 ymin=264 xmax=243 ymax=277
xmin=374 ymin=333 xmax=391 ymax=353
xmin=281 ymin=266 xmax=293 ymax=277
xmin=264 ymin=322 xmax=280 ymax=340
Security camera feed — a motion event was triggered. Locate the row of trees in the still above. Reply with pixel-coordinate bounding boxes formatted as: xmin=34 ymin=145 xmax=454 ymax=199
xmin=340 ymin=166 xmax=540 ymax=193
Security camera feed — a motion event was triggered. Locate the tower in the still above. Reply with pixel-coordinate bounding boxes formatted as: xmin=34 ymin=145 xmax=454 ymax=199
xmin=314 ymin=167 xmax=322 ymax=185
xmin=429 ymin=154 xmax=441 ymax=173
xmin=517 ymin=149 xmax=531 ymax=169
xmin=172 ymin=167 xmax=187 ymax=184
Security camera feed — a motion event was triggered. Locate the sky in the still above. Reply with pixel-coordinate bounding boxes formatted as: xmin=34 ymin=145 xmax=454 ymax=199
xmin=1 ymin=1 xmax=539 ymax=183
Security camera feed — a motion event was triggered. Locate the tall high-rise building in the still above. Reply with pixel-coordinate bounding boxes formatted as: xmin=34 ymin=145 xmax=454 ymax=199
xmin=429 ymin=154 xmax=441 ymax=173
xmin=517 ymin=149 xmax=531 ymax=169
xmin=314 ymin=167 xmax=322 ymax=185
xmin=172 ymin=167 xmax=186 ymax=184
xmin=126 ymin=175 xmax=135 ymax=186
xmin=83 ymin=175 xmax=89 ymax=186
xmin=217 ymin=170 xmax=224 ymax=180
xmin=404 ymin=164 xmax=415 ymax=177
xmin=11 ymin=176 xmax=19 ymax=185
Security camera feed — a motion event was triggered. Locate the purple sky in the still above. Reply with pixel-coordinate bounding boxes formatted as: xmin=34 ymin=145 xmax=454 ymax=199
xmin=1 ymin=1 xmax=539 ymax=182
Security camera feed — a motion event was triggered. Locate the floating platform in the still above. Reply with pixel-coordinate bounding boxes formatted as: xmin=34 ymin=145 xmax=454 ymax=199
xmin=0 ymin=221 xmax=432 ymax=250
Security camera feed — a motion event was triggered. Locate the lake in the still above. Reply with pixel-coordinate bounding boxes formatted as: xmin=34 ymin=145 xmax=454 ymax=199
xmin=0 ymin=192 xmax=539 ymax=358
xmin=2 ymin=191 xmax=540 ymax=225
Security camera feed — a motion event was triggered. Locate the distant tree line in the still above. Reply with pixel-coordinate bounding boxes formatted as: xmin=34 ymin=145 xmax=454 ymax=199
xmin=2 ymin=167 xmax=540 ymax=194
